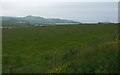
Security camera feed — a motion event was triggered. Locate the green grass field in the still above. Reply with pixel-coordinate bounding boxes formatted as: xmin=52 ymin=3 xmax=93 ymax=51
xmin=2 ymin=24 xmax=118 ymax=73
xmin=0 ymin=28 xmax=2 ymax=74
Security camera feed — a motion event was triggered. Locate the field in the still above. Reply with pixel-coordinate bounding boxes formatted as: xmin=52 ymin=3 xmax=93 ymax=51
xmin=2 ymin=24 xmax=118 ymax=73
xmin=0 ymin=28 xmax=2 ymax=74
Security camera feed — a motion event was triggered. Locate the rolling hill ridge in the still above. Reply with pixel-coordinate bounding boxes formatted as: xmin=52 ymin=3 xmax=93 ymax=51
xmin=1 ymin=15 xmax=80 ymax=25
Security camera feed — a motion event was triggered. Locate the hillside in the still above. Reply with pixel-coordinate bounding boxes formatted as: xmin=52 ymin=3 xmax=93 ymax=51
xmin=1 ymin=15 xmax=79 ymax=26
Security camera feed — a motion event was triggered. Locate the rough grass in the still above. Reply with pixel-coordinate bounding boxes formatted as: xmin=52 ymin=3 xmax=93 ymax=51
xmin=2 ymin=24 xmax=118 ymax=73
xmin=51 ymin=40 xmax=118 ymax=73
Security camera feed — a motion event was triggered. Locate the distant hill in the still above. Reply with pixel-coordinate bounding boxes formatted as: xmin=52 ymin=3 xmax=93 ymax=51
xmin=1 ymin=15 xmax=80 ymax=26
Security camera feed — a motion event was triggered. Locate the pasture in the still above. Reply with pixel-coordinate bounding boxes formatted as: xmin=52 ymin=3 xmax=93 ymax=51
xmin=0 ymin=28 xmax=2 ymax=74
xmin=2 ymin=24 xmax=118 ymax=73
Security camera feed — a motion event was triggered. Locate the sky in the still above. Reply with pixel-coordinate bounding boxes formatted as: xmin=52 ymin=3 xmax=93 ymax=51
xmin=118 ymin=1 xmax=120 ymax=23
xmin=0 ymin=0 xmax=119 ymax=23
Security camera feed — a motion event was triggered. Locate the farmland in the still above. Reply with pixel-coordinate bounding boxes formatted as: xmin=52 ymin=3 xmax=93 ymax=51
xmin=2 ymin=24 xmax=118 ymax=73
xmin=0 ymin=28 xmax=2 ymax=74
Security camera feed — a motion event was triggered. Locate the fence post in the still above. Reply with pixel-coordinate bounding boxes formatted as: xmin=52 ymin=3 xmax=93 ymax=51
xmin=54 ymin=51 xmax=56 ymax=67
xmin=9 ymin=65 xmax=12 ymax=75
xmin=118 ymin=34 xmax=120 ymax=40
xmin=77 ymin=47 xmax=80 ymax=59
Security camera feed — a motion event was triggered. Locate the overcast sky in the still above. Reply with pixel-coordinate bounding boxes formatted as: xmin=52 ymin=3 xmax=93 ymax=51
xmin=0 ymin=0 xmax=119 ymax=23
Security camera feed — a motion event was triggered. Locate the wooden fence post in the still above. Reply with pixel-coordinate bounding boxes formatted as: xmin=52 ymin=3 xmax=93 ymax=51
xmin=118 ymin=34 xmax=120 ymax=40
xmin=77 ymin=48 xmax=79 ymax=58
xmin=54 ymin=51 xmax=56 ymax=67
xmin=9 ymin=65 xmax=12 ymax=75
xmin=77 ymin=47 xmax=80 ymax=59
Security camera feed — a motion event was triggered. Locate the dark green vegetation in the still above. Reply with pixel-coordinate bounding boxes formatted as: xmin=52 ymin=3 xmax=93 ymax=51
xmin=2 ymin=24 xmax=118 ymax=73
xmin=2 ymin=22 xmax=29 ymax=28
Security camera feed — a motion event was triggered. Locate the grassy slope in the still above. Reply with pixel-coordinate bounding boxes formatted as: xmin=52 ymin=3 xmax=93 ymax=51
xmin=2 ymin=22 xmax=29 ymax=28
xmin=2 ymin=24 xmax=118 ymax=73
